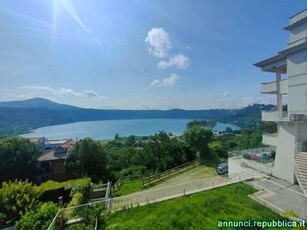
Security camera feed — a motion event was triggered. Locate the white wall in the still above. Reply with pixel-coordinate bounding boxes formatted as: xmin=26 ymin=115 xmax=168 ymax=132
xmin=288 ymin=23 xmax=307 ymax=48
xmin=273 ymin=123 xmax=296 ymax=183
xmin=287 ymin=51 xmax=307 ymax=114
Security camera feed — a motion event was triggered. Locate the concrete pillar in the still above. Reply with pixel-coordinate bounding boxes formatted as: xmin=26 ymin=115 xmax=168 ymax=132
xmin=276 ymin=68 xmax=282 ymax=112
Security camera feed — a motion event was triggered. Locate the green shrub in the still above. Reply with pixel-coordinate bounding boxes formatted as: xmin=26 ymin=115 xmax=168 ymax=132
xmin=65 ymin=223 xmax=92 ymax=230
xmin=15 ymin=202 xmax=58 ymax=230
xmin=0 ymin=180 xmax=41 ymax=225
xmin=82 ymin=203 xmax=105 ymax=227
xmin=68 ymin=192 xmax=84 ymax=207
xmin=39 ymin=178 xmax=91 ymax=193
xmin=39 ymin=178 xmax=91 ymax=204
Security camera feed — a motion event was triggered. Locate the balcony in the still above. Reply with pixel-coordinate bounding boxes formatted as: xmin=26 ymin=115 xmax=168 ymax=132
xmin=261 ymin=79 xmax=287 ymax=94
xmin=262 ymin=111 xmax=288 ymax=122
xmin=263 ymin=133 xmax=278 ymax=146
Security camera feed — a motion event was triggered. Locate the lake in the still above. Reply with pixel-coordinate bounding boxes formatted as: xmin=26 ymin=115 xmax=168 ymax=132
xmin=21 ymin=119 xmax=240 ymax=140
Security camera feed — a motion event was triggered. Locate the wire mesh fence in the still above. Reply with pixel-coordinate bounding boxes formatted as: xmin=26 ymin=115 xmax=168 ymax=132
xmin=228 ymin=147 xmax=272 ymax=158
xmin=47 ymin=181 xmax=111 ymax=230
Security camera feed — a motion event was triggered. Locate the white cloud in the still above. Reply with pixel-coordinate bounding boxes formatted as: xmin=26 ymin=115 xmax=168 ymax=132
xmin=158 ymin=53 xmax=190 ymax=69
xmin=223 ymin=92 xmax=231 ymax=98
xmin=21 ymin=85 xmax=108 ymax=100
xmin=83 ymin=89 xmax=98 ymax=97
xmin=150 ymin=73 xmax=181 ymax=87
xmin=59 ymin=87 xmax=81 ymax=96
xmin=150 ymin=80 xmax=161 ymax=87
xmin=145 ymin=28 xmax=171 ymax=58
xmin=22 ymin=85 xmax=81 ymax=96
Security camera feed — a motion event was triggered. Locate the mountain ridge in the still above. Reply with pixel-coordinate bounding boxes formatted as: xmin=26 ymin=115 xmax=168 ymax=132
xmin=0 ymin=97 xmax=79 ymax=110
xmin=0 ymin=98 xmax=275 ymax=138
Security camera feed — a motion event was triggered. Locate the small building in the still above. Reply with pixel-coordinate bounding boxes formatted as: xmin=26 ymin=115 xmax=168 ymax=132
xmin=36 ymin=140 xmax=76 ymax=183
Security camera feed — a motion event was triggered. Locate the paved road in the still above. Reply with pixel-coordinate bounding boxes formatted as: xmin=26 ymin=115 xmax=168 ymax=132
xmin=111 ymin=160 xmax=307 ymax=220
xmin=248 ymin=177 xmax=307 ymax=219
xmin=111 ymin=176 xmax=230 ymax=209
xmin=230 ymin=156 xmax=307 ymax=219
xmin=146 ymin=165 xmax=218 ymax=189
xmin=110 ymin=168 xmax=256 ymax=210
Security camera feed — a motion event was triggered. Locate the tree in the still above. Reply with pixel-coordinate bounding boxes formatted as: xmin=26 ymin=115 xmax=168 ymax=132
xmin=125 ymin=135 xmax=136 ymax=146
xmin=0 ymin=180 xmax=41 ymax=225
xmin=65 ymin=138 xmax=107 ymax=182
xmin=15 ymin=202 xmax=58 ymax=230
xmin=225 ymin=127 xmax=233 ymax=133
xmin=209 ymin=141 xmax=228 ymax=159
xmin=0 ymin=137 xmax=39 ymax=182
xmin=184 ymin=126 xmax=214 ymax=160
xmin=142 ymin=131 xmax=190 ymax=172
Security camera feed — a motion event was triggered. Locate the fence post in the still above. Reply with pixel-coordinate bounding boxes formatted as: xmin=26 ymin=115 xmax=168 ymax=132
xmin=58 ymin=196 xmax=63 ymax=208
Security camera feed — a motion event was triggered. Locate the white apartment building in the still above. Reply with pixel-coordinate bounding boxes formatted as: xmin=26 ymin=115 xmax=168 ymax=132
xmin=255 ymin=9 xmax=307 ymax=194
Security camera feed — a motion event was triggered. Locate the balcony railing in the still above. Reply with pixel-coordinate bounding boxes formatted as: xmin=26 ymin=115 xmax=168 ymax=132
xmin=262 ymin=133 xmax=278 ymax=146
xmin=261 ymin=79 xmax=287 ymax=94
xmin=262 ymin=111 xmax=288 ymax=122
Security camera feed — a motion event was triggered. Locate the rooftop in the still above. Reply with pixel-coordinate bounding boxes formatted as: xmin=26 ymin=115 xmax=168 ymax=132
xmin=37 ymin=140 xmax=76 ymax=162
xmin=254 ymin=41 xmax=307 ymax=72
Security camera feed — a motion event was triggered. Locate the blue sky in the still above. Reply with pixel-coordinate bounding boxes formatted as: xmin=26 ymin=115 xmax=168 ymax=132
xmin=0 ymin=0 xmax=306 ymax=109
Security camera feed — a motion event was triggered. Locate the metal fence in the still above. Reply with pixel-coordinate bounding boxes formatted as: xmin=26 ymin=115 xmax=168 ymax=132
xmin=142 ymin=159 xmax=200 ymax=187
xmin=47 ymin=182 xmax=112 ymax=230
xmin=47 ymin=171 xmax=256 ymax=228
xmin=228 ymin=147 xmax=272 ymax=158
xmin=47 ymin=199 xmax=110 ymax=230
xmin=110 ymin=172 xmax=255 ymax=210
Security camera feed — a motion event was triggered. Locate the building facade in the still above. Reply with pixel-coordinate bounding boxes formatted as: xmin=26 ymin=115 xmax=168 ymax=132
xmin=255 ymin=9 xmax=307 ymax=193
xmin=36 ymin=139 xmax=76 ymax=183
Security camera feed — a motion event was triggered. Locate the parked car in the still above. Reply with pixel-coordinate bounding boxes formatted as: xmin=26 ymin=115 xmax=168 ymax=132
xmin=261 ymin=152 xmax=272 ymax=159
xmin=216 ymin=163 xmax=228 ymax=175
xmin=256 ymin=152 xmax=271 ymax=159
xmin=250 ymin=154 xmax=258 ymax=160
xmin=244 ymin=152 xmax=258 ymax=160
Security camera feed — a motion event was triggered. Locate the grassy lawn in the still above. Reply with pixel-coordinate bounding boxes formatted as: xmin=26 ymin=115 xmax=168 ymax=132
xmin=101 ymin=183 xmax=285 ymax=230
xmin=113 ymin=180 xmax=144 ymax=197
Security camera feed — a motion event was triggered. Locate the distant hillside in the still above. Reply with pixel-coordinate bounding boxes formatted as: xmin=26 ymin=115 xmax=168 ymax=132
xmin=220 ymin=104 xmax=275 ymax=128
xmin=0 ymin=98 xmax=275 ymax=137
xmin=0 ymin=97 xmax=79 ymax=110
